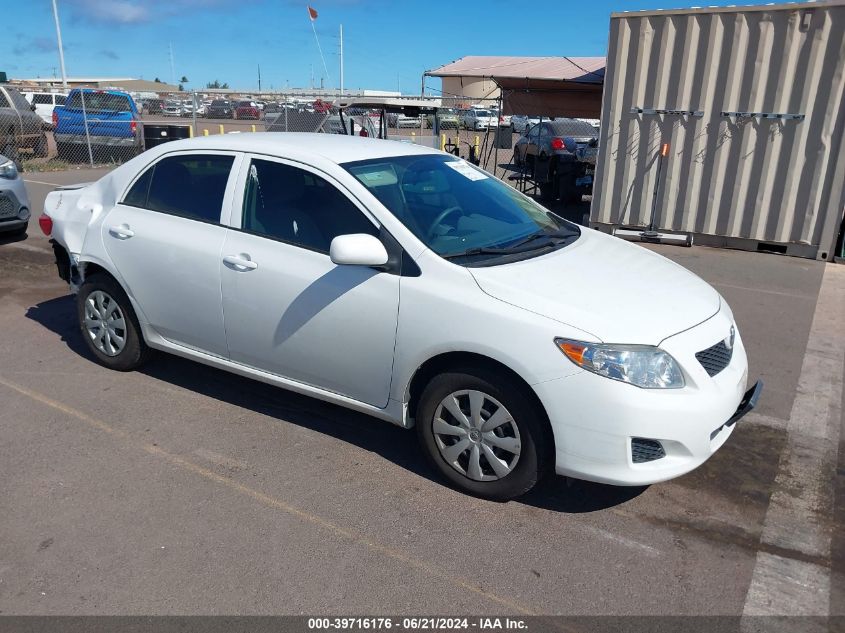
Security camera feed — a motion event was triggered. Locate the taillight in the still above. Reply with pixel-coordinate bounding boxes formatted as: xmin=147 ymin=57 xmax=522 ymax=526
xmin=52 ymin=111 xmax=58 ymax=128
xmin=551 ymin=137 xmax=565 ymax=150
xmin=39 ymin=214 xmax=53 ymax=236
xmin=130 ymin=120 xmax=137 ymax=135
xmin=359 ymin=129 xmax=369 ymax=137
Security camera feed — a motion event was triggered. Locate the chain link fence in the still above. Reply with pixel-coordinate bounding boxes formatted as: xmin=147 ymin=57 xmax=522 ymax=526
xmin=6 ymin=87 xmax=516 ymax=173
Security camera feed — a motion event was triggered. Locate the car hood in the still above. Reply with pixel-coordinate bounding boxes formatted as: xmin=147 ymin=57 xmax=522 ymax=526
xmin=467 ymin=229 xmax=720 ymax=345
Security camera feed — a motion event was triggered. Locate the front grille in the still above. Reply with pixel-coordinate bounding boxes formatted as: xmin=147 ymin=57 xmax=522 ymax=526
xmin=696 ymin=339 xmax=733 ymax=377
xmin=0 ymin=193 xmax=16 ymax=219
xmin=631 ymin=438 xmax=666 ymax=463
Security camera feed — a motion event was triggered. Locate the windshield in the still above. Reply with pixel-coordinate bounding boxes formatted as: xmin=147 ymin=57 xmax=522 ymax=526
xmin=474 ymin=110 xmax=491 ymax=117
xmin=344 ymin=154 xmax=579 ymax=265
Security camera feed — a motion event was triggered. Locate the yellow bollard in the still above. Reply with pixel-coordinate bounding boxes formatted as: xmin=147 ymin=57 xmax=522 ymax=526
xmin=474 ymin=135 xmax=480 ymax=153
xmin=251 ymin=124 xmax=256 ymax=133
xmin=188 ymin=125 xmax=194 ymax=138
xmin=203 ymin=129 xmax=209 ymax=136
xmin=441 ymin=133 xmax=446 ymax=151
xmin=219 ymin=124 xmax=224 ymax=135
xmin=411 ymin=131 xmax=416 ymax=143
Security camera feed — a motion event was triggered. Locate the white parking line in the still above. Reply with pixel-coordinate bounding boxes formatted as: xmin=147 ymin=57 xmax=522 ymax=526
xmin=6 ymin=241 xmax=49 ymax=254
xmin=22 ymin=179 xmax=61 ymax=187
xmin=742 ymin=264 xmax=845 ymax=616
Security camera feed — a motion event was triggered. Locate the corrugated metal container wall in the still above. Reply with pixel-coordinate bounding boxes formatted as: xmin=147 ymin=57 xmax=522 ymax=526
xmin=591 ymin=2 xmax=845 ymax=260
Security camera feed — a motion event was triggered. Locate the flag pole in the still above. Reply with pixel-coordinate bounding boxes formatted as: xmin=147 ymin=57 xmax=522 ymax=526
xmin=308 ymin=7 xmax=331 ymax=89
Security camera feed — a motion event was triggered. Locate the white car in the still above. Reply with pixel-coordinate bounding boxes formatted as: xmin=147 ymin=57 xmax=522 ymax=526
xmin=40 ymin=133 xmax=760 ymax=500
xmin=511 ymin=115 xmax=541 ymax=134
xmin=23 ymin=91 xmax=68 ymax=126
xmin=462 ymin=109 xmax=498 ymax=130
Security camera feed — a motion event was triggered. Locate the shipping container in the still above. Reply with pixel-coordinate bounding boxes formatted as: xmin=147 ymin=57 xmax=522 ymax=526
xmin=591 ymin=1 xmax=845 ymax=260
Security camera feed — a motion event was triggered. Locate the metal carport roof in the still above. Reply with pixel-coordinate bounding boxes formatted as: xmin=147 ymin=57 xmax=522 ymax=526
xmin=424 ymin=56 xmax=605 ymax=118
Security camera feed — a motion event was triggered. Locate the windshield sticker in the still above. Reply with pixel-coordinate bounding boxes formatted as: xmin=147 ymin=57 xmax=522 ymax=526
xmin=445 ymin=160 xmax=488 ymax=181
xmin=348 ymin=163 xmax=399 ymax=187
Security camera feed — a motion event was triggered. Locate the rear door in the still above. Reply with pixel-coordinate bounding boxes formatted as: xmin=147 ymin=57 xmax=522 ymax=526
xmin=102 ymin=151 xmax=241 ymax=357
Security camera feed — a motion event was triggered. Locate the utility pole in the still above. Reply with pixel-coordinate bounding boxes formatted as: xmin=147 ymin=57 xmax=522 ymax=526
xmin=168 ymin=42 xmax=176 ymax=86
xmin=339 ymin=24 xmax=344 ymax=96
xmin=51 ymin=0 xmax=68 ymax=89
xmin=258 ymin=64 xmax=262 ymax=92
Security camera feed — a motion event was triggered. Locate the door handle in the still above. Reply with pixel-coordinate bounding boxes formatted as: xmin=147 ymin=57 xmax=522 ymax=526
xmin=108 ymin=224 xmax=134 ymax=239
xmin=223 ymin=254 xmax=258 ymax=271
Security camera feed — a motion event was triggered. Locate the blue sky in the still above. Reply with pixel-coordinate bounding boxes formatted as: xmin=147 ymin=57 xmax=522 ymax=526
xmin=7 ymin=0 xmax=778 ymax=92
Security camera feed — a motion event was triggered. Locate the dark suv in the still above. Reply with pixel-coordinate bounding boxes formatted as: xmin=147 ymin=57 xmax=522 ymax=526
xmin=207 ymin=100 xmax=234 ymax=119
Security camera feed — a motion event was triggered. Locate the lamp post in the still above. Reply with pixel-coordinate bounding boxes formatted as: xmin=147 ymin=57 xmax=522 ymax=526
xmin=51 ymin=0 xmax=68 ymax=89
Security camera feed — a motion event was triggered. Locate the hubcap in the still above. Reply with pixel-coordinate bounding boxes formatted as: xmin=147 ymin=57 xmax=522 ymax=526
xmin=432 ymin=390 xmax=522 ymax=482
xmin=83 ymin=290 xmax=127 ymax=357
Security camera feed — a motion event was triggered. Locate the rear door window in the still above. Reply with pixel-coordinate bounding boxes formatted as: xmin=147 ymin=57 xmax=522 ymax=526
xmin=122 ymin=154 xmax=235 ymax=224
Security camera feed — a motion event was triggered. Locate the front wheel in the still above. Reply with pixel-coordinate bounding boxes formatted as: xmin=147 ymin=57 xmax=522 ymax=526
xmin=416 ymin=369 xmax=550 ymax=500
xmin=76 ymin=274 xmax=152 ymax=371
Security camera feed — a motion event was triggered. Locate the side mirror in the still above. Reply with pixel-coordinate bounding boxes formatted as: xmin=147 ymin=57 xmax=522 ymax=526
xmin=329 ymin=233 xmax=389 ymax=267
xmin=31 ymin=104 xmax=37 ymax=111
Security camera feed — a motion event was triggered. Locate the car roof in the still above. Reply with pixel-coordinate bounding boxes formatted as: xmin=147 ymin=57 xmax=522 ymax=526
xmin=151 ymin=132 xmax=442 ymax=164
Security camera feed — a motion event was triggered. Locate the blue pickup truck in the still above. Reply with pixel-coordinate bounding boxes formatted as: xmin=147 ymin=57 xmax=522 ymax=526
xmin=53 ymin=88 xmax=143 ymax=162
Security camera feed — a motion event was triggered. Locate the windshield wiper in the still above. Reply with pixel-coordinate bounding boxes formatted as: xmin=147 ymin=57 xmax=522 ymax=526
xmin=507 ymin=228 xmax=578 ymax=249
xmin=441 ymin=240 xmax=558 ymax=260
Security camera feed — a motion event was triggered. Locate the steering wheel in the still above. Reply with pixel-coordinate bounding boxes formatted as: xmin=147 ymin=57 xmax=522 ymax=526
xmin=426 ymin=206 xmax=464 ymax=240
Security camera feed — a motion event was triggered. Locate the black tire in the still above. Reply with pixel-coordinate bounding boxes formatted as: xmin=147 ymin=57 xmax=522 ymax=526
xmin=56 ymin=142 xmax=72 ymax=161
xmin=416 ymin=368 xmax=551 ymax=501
xmin=2 ymin=130 xmax=21 ymax=170
xmin=539 ymin=181 xmax=557 ymax=201
xmin=76 ymin=273 xmax=152 ymax=371
xmin=34 ymin=133 xmax=49 ymax=158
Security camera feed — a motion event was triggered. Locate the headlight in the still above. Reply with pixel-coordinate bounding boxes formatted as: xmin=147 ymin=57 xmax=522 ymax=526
xmin=0 ymin=160 xmax=18 ymax=180
xmin=555 ymin=338 xmax=685 ymax=389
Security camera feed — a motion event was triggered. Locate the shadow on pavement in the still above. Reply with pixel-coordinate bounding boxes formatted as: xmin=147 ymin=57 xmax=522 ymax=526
xmin=26 ymin=293 xmax=644 ymax=513
xmin=0 ymin=230 xmax=28 ymax=247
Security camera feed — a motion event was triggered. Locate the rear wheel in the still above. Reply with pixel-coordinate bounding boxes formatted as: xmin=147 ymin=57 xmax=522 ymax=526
xmin=1 ymin=129 xmax=21 ymax=169
xmin=76 ymin=274 xmax=152 ymax=371
xmin=416 ymin=368 xmax=550 ymax=500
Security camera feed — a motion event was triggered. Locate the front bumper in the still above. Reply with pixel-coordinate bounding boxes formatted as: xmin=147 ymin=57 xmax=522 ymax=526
xmin=534 ymin=308 xmax=760 ymax=486
xmin=0 ymin=185 xmax=30 ymax=232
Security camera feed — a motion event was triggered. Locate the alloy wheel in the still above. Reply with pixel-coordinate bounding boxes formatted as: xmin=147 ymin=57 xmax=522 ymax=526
xmin=432 ymin=390 xmax=522 ymax=481
xmin=83 ymin=290 xmax=127 ymax=357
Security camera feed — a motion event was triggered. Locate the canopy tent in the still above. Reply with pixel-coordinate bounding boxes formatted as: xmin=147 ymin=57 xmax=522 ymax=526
xmin=424 ymin=56 xmax=605 ymax=118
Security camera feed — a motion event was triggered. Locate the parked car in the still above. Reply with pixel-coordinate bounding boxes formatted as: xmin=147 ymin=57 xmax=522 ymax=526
xmin=514 ymin=118 xmax=600 ymax=202
xmin=162 ymin=101 xmax=184 ymax=117
xmin=40 ymin=133 xmax=759 ymax=501
xmin=511 ymin=115 xmax=541 ymax=134
xmin=235 ymin=101 xmax=261 ymax=120
xmin=461 ymin=108 xmax=498 ymax=130
xmin=23 ymin=91 xmax=68 ymax=127
xmin=207 ymin=100 xmax=234 ymax=119
xmin=0 ymin=154 xmax=31 ymax=237
xmin=0 ymin=85 xmax=49 ymax=163
xmin=52 ymin=88 xmax=142 ymax=163
xmin=425 ymin=108 xmax=460 ymax=129
xmin=143 ymin=98 xmax=164 ymax=115
xmin=387 ymin=112 xmax=421 ymax=128
xmin=491 ymin=107 xmax=511 ymax=128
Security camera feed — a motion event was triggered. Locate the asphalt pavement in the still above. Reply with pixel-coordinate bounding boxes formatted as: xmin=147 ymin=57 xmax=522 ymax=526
xmin=0 ymin=171 xmax=841 ymax=620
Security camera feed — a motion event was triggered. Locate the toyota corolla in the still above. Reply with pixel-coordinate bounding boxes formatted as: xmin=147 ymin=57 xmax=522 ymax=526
xmin=40 ymin=133 xmax=761 ymax=500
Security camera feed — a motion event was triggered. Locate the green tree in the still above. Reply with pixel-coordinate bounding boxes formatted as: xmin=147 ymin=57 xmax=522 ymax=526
xmin=154 ymin=77 xmax=161 ymax=82
xmin=206 ymin=79 xmax=230 ymax=89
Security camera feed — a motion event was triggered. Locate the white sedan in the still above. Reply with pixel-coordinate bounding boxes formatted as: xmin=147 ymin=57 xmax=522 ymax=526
xmin=40 ymin=133 xmax=760 ymax=500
